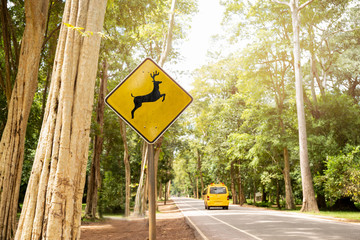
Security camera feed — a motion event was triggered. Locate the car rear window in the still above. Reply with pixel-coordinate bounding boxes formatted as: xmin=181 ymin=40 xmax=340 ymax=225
xmin=210 ymin=187 xmax=226 ymax=194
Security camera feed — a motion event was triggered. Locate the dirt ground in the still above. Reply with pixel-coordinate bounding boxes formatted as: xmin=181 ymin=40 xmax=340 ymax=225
xmin=80 ymin=200 xmax=196 ymax=240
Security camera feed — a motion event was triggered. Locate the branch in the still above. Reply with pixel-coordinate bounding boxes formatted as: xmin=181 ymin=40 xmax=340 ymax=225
xmin=158 ymin=0 xmax=176 ymax=67
xmin=298 ymin=0 xmax=314 ymax=11
xmin=326 ymin=27 xmax=360 ymax=39
xmin=272 ymin=0 xmax=290 ymax=7
xmin=259 ymin=59 xmax=292 ymax=65
xmin=42 ymin=24 xmax=61 ymax=50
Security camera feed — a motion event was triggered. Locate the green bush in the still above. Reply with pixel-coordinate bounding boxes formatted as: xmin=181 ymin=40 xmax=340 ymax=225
xmin=255 ymin=201 xmax=272 ymax=207
xmin=324 ymin=145 xmax=360 ymax=202
xmin=98 ymin=171 xmax=124 ymax=214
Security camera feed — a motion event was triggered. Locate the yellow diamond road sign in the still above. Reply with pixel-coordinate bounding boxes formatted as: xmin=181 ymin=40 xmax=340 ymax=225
xmin=105 ymin=58 xmax=193 ymax=144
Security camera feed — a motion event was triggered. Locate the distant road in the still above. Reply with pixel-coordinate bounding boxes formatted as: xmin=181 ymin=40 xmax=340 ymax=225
xmin=172 ymin=197 xmax=360 ymax=240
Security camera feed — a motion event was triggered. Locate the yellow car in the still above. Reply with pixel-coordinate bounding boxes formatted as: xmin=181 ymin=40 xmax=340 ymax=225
xmin=203 ymin=183 xmax=229 ymax=210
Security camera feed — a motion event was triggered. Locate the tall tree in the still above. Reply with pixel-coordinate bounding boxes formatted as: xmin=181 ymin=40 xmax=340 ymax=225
xmin=15 ymin=0 xmax=107 ymax=238
xmin=0 ymin=1 xmax=49 ymax=239
xmin=273 ymin=0 xmax=318 ymax=212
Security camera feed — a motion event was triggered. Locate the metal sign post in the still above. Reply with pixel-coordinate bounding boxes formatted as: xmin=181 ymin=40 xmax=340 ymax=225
xmin=147 ymin=143 xmax=156 ymax=240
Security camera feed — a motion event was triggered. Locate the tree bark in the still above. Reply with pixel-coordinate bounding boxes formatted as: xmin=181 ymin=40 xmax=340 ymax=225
xmin=276 ymin=179 xmax=281 ymax=209
xmin=187 ymin=171 xmax=196 ymax=198
xmin=15 ymin=1 xmax=107 ymax=239
xmin=164 ymin=181 xmax=168 ymax=205
xmin=197 ymin=149 xmax=204 ymax=195
xmin=134 ymin=142 xmax=148 ymax=217
xmin=167 ymin=180 xmax=171 ymax=199
xmin=0 ymin=0 xmax=14 ymax=104
xmin=196 ymin=177 xmax=200 ymax=199
xmin=85 ymin=60 xmax=108 ymax=219
xmin=230 ymin=160 xmax=238 ymax=204
xmin=158 ymin=182 xmax=163 ymax=200
xmin=237 ymin=160 xmax=246 ymax=205
xmin=119 ymin=119 xmax=131 ymax=217
xmin=154 ymin=136 xmax=163 ymax=210
xmin=253 ymin=181 xmax=257 ymax=204
xmin=283 ymin=147 xmax=296 ymax=209
xmin=261 ymin=187 xmax=266 ymax=202
xmin=0 ymin=1 xmax=49 ymax=239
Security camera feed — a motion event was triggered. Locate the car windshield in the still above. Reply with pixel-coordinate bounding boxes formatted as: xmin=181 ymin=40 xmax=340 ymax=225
xmin=210 ymin=187 xmax=226 ymax=194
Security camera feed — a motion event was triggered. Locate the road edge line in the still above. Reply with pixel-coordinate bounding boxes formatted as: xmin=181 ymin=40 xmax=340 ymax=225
xmin=177 ymin=198 xmax=263 ymax=240
xmin=172 ymin=198 xmax=209 ymax=240
xmin=184 ymin=212 xmax=209 ymax=240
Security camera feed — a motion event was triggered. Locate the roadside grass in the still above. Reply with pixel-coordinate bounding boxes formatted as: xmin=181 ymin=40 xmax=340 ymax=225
xmin=243 ymin=200 xmax=360 ymax=222
xmin=302 ymin=211 xmax=360 ymax=221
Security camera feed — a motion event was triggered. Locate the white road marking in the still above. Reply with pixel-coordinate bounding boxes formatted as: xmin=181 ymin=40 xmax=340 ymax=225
xmin=175 ymin=198 xmax=263 ymax=240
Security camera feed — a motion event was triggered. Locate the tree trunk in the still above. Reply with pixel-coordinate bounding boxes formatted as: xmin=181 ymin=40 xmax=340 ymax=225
xmin=274 ymin=0 xmax=319 ymax=213
xmin=158 ymin=182 xmax=163 ymax=200
xmin=151 ymin=0 xmax=176 ymax=206
xmin=196 ymin=177 xmax=199 ymax=199
xmin=283 ymin=147 xmax=296 ymax=209
xmin=186 ymin=171 xmax=196 ymax=198
xmin=276 ymin=179 xmax=281 ymax=209
xmin=119 ymin=119 xmax=131 ymax=217
xmin=0 ymin=1 xmax=49 ymax=239
xmin=143 ymin=161 xmax=149 ymax=214
xmin=230 ymin=161 xmax=238 ymax=204
xmin=154 ymin=137 xmax=163 ymax=210
xmin=15 ymin=1 xmax=107 ymax=239
xmin=253 ymin=182 xmax=257 ymax=204
xmin=289 ymin=0 xmax=319 ymax=213
xmin=261 ymin=187 xmax=267 ymax=202
xmin=134 ymin=142 xmax=148 ymax=216
xmin=237 ymin=160 xmax=246 ymax=205
xmin=158 ymin=0 xmax=176 ymax=66
xmin=164 ymin=182 xmax=167 ymax=205
xmin=197 ymin=149 xmax=204 ymax=195
xmin=85 ymin=60 xmax=108 ymax=219
xmin=167 ymin=180 xmax=171 ymax=199
xmin=0 ymin=0 xmax=14 ymax=105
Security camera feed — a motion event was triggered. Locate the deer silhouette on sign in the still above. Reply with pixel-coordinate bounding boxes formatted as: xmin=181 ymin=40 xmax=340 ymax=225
xmin=131 ymin=71 xmax=166 ymax=119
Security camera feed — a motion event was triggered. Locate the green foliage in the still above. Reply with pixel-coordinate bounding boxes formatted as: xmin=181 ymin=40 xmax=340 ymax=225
xmin=99 ymin=171 xmax=124 ymax=213
xmin=324 ymin=146 xmax=360 ymax=202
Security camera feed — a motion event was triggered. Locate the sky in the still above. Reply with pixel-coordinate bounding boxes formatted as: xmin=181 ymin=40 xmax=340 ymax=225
xmin=166 ymin=0 xmax=226 ymax=91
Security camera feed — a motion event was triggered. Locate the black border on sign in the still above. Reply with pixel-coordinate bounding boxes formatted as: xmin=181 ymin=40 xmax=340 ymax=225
xmin=104 ymin=58 xmax=193 ymax=144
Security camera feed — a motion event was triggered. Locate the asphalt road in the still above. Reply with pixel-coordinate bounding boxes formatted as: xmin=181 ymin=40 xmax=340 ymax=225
xmin=172 ymin=197 xmax=360 ymax=240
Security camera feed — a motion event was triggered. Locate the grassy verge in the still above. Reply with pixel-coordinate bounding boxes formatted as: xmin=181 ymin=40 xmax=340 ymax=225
xmin=302 ymin=211 xmax=360 ymax=221
xmin=244 ymin=201 xmax=360 ymax=222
